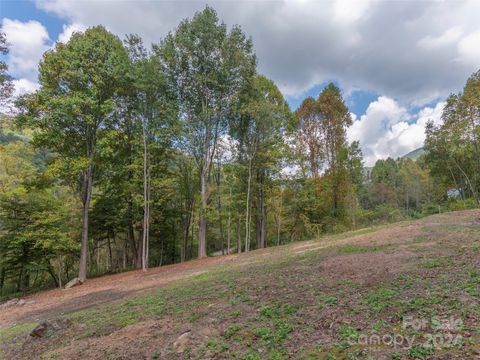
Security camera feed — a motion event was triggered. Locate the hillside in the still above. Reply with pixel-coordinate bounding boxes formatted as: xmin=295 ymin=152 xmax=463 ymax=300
xmin=1 ymin=210 xmax=479 ymax=359
xmin=402 ymin=147 xmax=425 ymax=161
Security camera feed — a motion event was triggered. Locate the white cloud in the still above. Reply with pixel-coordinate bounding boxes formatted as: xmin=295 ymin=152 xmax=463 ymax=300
xmin=457 ymin=30 xmax=480 ymax=66
xmin=33 ymin=0 xmax=480 ymax=104
xmin=333 ymin=0 xmax=372 ymax=24
xmin=11 ymin=78 xmax=40 ymax=97
xmin=0 ymin=79 xmax=40 ymax=115
xmin=348 ymin=97 xmax=445 ymax=166
xmin=417 ymin=26 xmax=463 ymax=50
xmin=0 ymin=19 xmax=50 ymax=82
xmin=57 ymin=23 xmax=87 ymax=43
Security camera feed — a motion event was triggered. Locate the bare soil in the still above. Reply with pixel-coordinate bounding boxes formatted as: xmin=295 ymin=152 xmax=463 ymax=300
xmin=1 ymin=210 xmax=479 ymax=359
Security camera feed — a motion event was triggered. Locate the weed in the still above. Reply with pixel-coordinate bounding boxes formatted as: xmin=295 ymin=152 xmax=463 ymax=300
xmin=323 ymin=295 xmax=338 ymax=306
xmin=225 ymin=323 xmax=241 ymax=338
xmin=407 ymin=345 xmax=434 ymax=358
xmin=260 ymin=305 xmax=281 ymax=318
xmin=364 ymin=288 xmax=397 ymax=313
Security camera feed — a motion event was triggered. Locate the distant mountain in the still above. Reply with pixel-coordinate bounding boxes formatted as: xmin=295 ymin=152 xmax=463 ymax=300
xmin=402 ymin=147 xmax=425 ymax=160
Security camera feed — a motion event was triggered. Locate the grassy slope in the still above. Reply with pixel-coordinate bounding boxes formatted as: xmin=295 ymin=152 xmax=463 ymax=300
xmin=1 ymin=211 xmax=479 ymax=360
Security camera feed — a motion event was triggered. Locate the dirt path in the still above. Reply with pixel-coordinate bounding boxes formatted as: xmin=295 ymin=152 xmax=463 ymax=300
xmin=1 ymin=209 xmax=478 ymax=329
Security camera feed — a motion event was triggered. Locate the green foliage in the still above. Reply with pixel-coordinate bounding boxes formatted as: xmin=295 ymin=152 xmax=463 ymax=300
xmin=0 ymin=186 xmax=77 ymax=293
xmin=3 ymin=7 xmax=479 ymax=300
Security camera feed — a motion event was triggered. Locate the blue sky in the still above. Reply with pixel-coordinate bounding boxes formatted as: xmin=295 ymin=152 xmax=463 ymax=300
xmin=1 ymin=0 xmax=479 ymax=165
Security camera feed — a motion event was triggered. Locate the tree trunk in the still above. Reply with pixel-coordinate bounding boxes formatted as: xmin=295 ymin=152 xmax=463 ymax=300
xmin=0 ymin=266 xmax=4 ymax=295
xmin=227 ymin=183 xmax=232 ymax=255
xmin=190 ymin=209 xmax=195 ymax=259
xmin=57 ymin=255 xmax=62 ymax=288
xmin=454 ymin=159 xmax=479 ymax=204
xmin=198 ymin=167 xmax=208 ymax=258
xmin=127 ymin=197 xmax=138 ymax=268
xmin=137 ymin=228 xmax=143 ymax=267
xmin=107 ymin=236 xmax=113 ymax=271
xmin=275 ymin=215 xmax=281 ymax=246
xmin=142 ymin=120 xmax=149 ymax=272
xmin=78 ymin=160 xmax=93 ymax=282
xmin=245 ymin=156 xmax=253 ymax=252
xmin=236 ymin=217 xmax=242 ymax=254
xmin=215 ymin=167 xmax=225 ymax=255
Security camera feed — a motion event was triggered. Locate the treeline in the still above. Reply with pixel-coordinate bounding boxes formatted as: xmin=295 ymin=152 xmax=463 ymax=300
xmin=0 ymin=7 xmax=478 ymax=297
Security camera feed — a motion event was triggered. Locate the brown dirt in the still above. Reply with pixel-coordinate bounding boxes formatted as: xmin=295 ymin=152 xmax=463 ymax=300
xmin=1 ymin=209 xmax=477 ymax=330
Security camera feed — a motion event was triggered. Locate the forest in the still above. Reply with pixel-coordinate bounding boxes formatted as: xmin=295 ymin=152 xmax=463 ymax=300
xmin=0 ymin=7 xmax=479 ymax=298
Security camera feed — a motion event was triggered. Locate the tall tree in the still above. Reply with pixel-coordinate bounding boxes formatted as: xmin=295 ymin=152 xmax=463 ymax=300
xmin=317 ymin=84 xmax=353 ymax=217
xmin=124 ymin=34 xmax=177 ymax=271
xmin=0 ymin=32 xmax=14 ymax=111
xmin=425 ymin=70 xmax=480 ymax=204
xmin=233 ymin=75 xmax=290 ymax=250
xmin=18 ymin=26 xmax=128 ymax=282
xmin=157 ymin=6 xmax=256 ymax=258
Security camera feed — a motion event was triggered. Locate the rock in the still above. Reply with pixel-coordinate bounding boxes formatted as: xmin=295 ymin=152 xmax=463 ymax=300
xmin=64 ymin=277 xmax=83 ymax=289
xmin=29 ymin=319 xmax=70 ymax=338
xmin=1 ymin=298 xmax=19 ymax=309
xmin=173 ymin=331 xmax=192 ymax=353
xmin=30 ymin=321 xmax=50 ymax=338
xmin=0 ymin=298 xmax=36 ymax=309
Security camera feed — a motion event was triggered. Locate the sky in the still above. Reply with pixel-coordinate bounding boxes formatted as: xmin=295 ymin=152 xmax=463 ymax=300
xmin=1 ymin=0 xmax=479 ymax=166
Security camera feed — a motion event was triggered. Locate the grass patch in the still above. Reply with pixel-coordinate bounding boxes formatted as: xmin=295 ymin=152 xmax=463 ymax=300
xmin=336 ymin=243 xmax=392 ymax=254
xmin=0 ymin=322 xmax=36 ymax=342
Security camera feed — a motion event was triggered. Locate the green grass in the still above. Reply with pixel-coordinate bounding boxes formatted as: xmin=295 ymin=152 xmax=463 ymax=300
xmin=0 ymin=322 xmax=37 ymax=342
xmin=2 ymin=210 xmax=480 ymax=359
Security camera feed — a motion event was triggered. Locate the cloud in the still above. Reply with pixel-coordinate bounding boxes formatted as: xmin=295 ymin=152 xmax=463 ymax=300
xmin=33 ymin=0 xmax=480 ymax=105
xmin=11 ymin=78 xmax=40 ymax=96
xmin=417 ymin=26 xmax=464 ymax=50
xmin=1 ymin=19 xmax=50 ymax=82
xmin=458 ymin=30 xmax=480 ymax=66
xmin=348 ymin=97 xmax=445 ymax=166
xmin=0 ymin=79 xmax=40 ymax=114
xmin=57 ymin=23 xmax=87 ymax=43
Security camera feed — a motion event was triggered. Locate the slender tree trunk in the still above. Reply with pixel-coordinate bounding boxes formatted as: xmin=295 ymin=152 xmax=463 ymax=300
xmin=215 ymin=167 xmax=225 ymax=255
xmin=127 ymin=193 xmax=138 ymax=268
xmin=198 ymin=167 xmax=208 ymax=258
xmin=236 ymin=217 xmax=241 ymax=254
xmin=227 ymin=183 xmax=232 ymax=255
xmin=258 ymin=170 xmax=266 ymax=249
xmin=245 ymin=156 xmax=253 ymax=252
xmin=79 ymin=159 xmax=93 ymax=282
xmin=190 ymin=209 xmax=195 ymax=259
xmin=454 ymin=159 xmax=479 ymax=204
xmin=46 ymin=262 xmax=59 ymax=288
xmin=448 ymin=166 xmax=465 ymax=205
xmin=57 ymin=255 xmax=62 ymax=288
xmin=142 ymin=120 xmax=149 ymax=271
xmin=123 ymin=236 xmax=128 ymax=270
xmin=107 ymin=236 xmax=113 ymax=271
xmin=137 ymin=229 xmax=143 ymax=267
xmin=0 ymin=266 xmax=4 ymax=295
xmin=275 ymin=215 xmax=281 ymax=246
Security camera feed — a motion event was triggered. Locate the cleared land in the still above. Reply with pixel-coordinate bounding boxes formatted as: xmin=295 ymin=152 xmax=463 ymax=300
xmin=1 ymin=210 xmax=479 ymax=359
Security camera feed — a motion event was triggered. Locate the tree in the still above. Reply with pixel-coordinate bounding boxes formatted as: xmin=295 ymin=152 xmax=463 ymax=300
xmin=233 ymin=75 xmax=290 ymax=250
xmin=157 ymin=6 xmax=256 ymax=258
xmin=295 ymin=97 xmax=323 ymax=178
xmin=425 ymin=69 xmax=480 ymax=204
xmin=293 ymin=83 xmax=354 ymax=227
xmin=18 ymin=26 xmax=129 ymax=282
xmin=0 ymin=32 xmax=14 ymax=111
xmin=124 ymin=34 xmax=177 ymax=271
xmin=0 ymin=187 xmax=76 ymax=292
xmin=317 ymin=84 xmax=353 ymax=217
